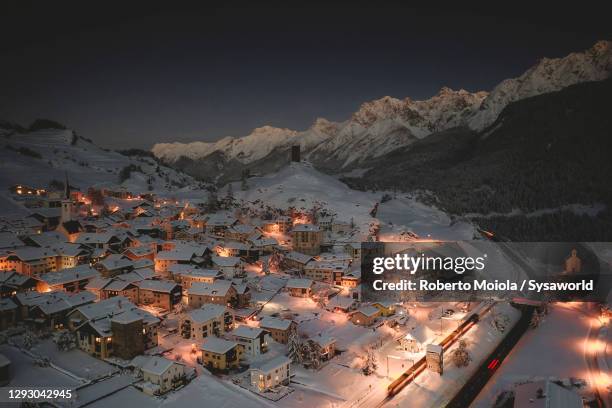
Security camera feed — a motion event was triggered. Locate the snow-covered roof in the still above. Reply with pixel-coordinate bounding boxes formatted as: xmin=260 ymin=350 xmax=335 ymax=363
xmin=76 ymin=232 xmax=118 ymax=245
xmin=212 ymin=256 xmax=241 ymax=267
xmin=313 ymin=335 xmax=336 ymax=348
xmin=188 ymin=281 xmax=233 ymax=297
xmin=252 ymin=355 xmax=291 ymax=374
xmin=104 ymin=279 xmax=136 ymax=291
xmin=96 ymin=254 xmax=133 ymax=271
xmin=232 ymin=325 xmax=265 ymax=339
xmin=355 ymin=305 xmax=380 ymax=317
xmin=0 ymin=298 xmax=17 ymax=311
xmin=259 ymin=316 xmax=293 ymax=331
xmin=12 ymin=246 xmax=57 ymax=261
xmin=286 ymin=278 xmax=313 ymax=289
xmin=137 ymin=279 xmax=179 ymax=293
xmin=200 ymin=337 xmax=237 ymax=354
xmin=111 ymin=310 xmax=142 ymax=325
xmin=37 ymin=265 xmax=99 ymax=285
xmin=24 ymin=231 xmax=66 ymax=247
xmin=403 ymin=324 xmax=435 ymax=344
xmin=284 ymin=251 xmax=314 ymax=264
xmin=513 ymin=380 xmax=582 ymax=408
xmin=0 ymin=232 xmax=24 ymax=249
xmin=228 ymin=224 xmax=256 ymax=234
xmin=328 ymin=296 xmax=356 ymax=310
xmin=188 ymin=304 xmax=227 ymax=324
xmin=155 ymin=250 xmax=194 ymax=261
xmin=141 ymin=356 xmax=178 ymax=376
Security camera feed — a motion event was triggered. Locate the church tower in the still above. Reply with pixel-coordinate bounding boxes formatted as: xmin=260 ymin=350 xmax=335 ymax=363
xmin=61 ymin=173 xmax=72 ymax=223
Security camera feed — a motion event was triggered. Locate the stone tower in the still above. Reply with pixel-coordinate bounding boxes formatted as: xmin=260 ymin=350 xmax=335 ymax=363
xmin=426 ymin=343 xmax=443 ymax=375
xmin=291 ymin=145 xmax=300 ymax=162
xmin=61 ymin=173 xmax=72 ymax=223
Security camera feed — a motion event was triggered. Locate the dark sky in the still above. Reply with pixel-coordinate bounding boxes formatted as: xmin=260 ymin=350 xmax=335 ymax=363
xmin=1 ymin=3 xmax=610 ymax=149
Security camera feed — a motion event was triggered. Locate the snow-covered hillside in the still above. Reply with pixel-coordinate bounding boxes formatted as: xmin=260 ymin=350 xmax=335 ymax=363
xmin=228 ymin=161 xmax=475 ymax=241
xmin=152 ymin=41 xmax=611 ymax=172
xmin=0 ymin=129 xmax=205 ymax=214
xmin=469 ymin=40 xmax=612 ymax=130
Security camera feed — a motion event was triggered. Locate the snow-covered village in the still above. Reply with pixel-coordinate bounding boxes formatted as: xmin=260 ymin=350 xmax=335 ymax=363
xmin=1 ymin=4 xmax=612 ymax=408
xmin=0 ymin=124 xmax=610 ymax=408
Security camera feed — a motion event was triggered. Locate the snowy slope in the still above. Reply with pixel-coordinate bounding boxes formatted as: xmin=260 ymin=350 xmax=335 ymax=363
xmin=230 ymin=162 xmax=475 ymax=241
xmin=0 ymin=129 xmax=205 ymax=212
xmin=153 ymin=41 xmax=611 ymax=172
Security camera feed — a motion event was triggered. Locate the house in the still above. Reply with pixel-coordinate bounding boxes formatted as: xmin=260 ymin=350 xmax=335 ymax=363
xmin=188 ymin=281 xmax=238 ymax=308
xmin=138 ymin=356 xmax=186 ymax=395
xmin=28 ymin=208 xmax=61 ymax=230
xmin=250 ymin=355 xmax=291 ymax=391
xmin=281 ymin=251 xmax=313 ymax=272
xmin=0 ymin=271 xmax=36 ymax=297
xmin=286 ymin=278 xmax=313 ymax=298
xmin=398 ymin=324 xmax=435 ymax=353
xmin=248 ymin=237 xmax=278 ymax=256
xmin=341 ymin=269 xmax=361 ymax=288
xmin=303 ymin=261 xmax=348 ymax=285
xmin=350 ymin=305 xmax=381 ymax=326
xmin=312 ymin=335 xmax=336 ymax=362
xmin=75 ymin=233 xmax=122 ymax=252
xmin=53 ymin=243 xmax=91 ymax=269
xmin=259 ymin=317 xmax=296 ymax=344
xmin=275 ymin=216 xmax=292 ymax=233
xmin=154 ymin=249 xmax=206 ymax=276
xmin=215 ymin=241 xmax=249 ymax=258
xmin=513 ymin=380 xmax=583 ymax=408
xmin=1 ymin=247 xmax=58 ymax=275
xmin=171 ymin=266 xmax=222 ymax=289
xmin=203 ymin=213 xmax=238 ymax=236
xmin=344 ymin=242 xmax=361 ymax=261
xmin=211 ymin=256 xmax=244 ymax=279
xmin=372 ymin=301 xmax=396 ymax=317
xmin=225 ymin=225 xmax=258 ymax=242
xmin=233 ymin=283 xmax=251 ymax=308
xmin=35 ymin=265 xmax=99 ymax=293
xmin=291 ymin=224 xmax=322 ymax=255
xmin=123 ymin=246 xmax=156 ymax=261
xmin=137 ymin=280 xmax=182 ymax=310
xmin=68 ymin=296 xmax=160 ymax=359
xmin=100 ymin=279 xmax=140 ymax=304
xmin=231 ymin=325 xmax=270 ymax=356
xmin=28 ymin=291 xmax=96 ymax=330
xmin=327 ymin=296 xmax=357 ymax=313
xmin=180 ymin=304 xmax=234 ymax=341
xmin=200 ymin=337 xmax=243 ymax=371
xmin=95 ymin=254 xmax=134 ymax=277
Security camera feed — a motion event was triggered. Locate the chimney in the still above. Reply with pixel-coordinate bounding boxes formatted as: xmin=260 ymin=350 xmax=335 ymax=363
xmin=291 ymin=145 xmax=300 ymax=162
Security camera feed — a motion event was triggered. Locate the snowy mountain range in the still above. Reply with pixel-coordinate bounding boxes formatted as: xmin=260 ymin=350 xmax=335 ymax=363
xmin=152 ymin=40 xmax=612 ymax=175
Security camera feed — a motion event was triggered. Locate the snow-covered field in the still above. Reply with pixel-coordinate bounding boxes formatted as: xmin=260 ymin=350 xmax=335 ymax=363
xmin=470 ymin=303 xmax=595 ymax=407
xmin=230 ymin=162 xmax=475 ymax=241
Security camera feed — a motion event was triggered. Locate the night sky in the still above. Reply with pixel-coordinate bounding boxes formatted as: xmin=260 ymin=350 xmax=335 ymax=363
xmin=1 ymin=3 xmax=610 ymax=149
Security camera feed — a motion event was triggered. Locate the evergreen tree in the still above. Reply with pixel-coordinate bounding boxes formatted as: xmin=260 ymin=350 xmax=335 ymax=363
xmin=287 ymin=330 xmax=301 ymax=363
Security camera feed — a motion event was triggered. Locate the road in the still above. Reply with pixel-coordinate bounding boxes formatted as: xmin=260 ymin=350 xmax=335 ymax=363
xmin=444 ymin=305 xmax=534 ymax=408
